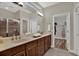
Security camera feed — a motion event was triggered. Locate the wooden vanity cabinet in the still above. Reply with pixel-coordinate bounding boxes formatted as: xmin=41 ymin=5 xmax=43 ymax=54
xmin=14 ymin=51 xmax=25 ymax=56
xmin=25 ymin=40 xmax=38 ymax=56
xmin=37 ymin=37 xmax=45 ymax=56
xmin=44 ymin=35 xmax=51 ymax=52
xmin=48 ymin=35 xmax=51 ymax=49
xmin=13 ymin=44 xmax=26 ymax=56
xmin=0 ymin=35 xmax=51 ymax=56
xmin=0 ymin=48 xmax=14 ymax=56
xmin=0 ymin=44 xmax=25 ymax=56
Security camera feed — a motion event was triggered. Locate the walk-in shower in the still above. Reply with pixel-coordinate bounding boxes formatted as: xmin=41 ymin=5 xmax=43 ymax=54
xmin=52 ymin=13 xmax=70 ymax=50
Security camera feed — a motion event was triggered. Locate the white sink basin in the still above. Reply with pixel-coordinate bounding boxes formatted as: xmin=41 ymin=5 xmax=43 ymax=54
xmin=33 ymin=33 xmax=41 ymax=38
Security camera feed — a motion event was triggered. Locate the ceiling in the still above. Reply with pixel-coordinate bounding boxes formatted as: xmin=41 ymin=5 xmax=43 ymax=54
xmin=0 ymin=2 xmax=22 ymax=12
xmin=38 ymin=2 xmax=59 ymax=8
xmin=0 ymin=2 xmax=59 ymax=13
xmin=0 ymin=2 xmax=35 ymax=13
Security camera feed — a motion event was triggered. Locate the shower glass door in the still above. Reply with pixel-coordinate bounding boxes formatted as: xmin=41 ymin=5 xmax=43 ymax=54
xmin=53 ymin=13 xmax=70 ymax=50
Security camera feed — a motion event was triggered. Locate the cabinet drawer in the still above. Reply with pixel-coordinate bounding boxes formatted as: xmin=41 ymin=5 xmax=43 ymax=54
xmin=26 ymin=40 xmax=37 ymax=49
xmin=14 ymin=51 xmax=25 ymax=56
xmin=26 ymin=40 xmax=38 ymax=56
xmin=0 ymin=44 xmax=25 ymax=56
xmin=12 ymin=44 xmax=25 ymax=55
xmin=0 ymin=48 xmax=13 ymax=56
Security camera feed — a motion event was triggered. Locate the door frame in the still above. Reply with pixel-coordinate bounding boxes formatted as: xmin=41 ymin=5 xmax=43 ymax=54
xmin=74 ymin=3 xmax=79 ymax=55
xmin=74 ymin=11 xmax=79 ymax=55
xmin=52 ymin=13 xmax=70 ymax=51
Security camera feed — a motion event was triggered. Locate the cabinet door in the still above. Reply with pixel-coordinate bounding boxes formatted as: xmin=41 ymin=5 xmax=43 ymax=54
xmin=37 ymin=38 xmax=45 ymax=56
xmin=27 ymin=46 xmax=37 ymax=56
xmin=48 ymin=35 xmax=51 ymax=49
xmin=44 ymin=36 xmax=48 ymax=52
xmin=44 ymin=35 xmax=51 ymax=52
xmin=14 ymin=51 xmax=25 ymax=56
xmin=0 ymin=44 xmax=25 ymax=56
xmin=26 ymin=40 xmax=37 ymax=56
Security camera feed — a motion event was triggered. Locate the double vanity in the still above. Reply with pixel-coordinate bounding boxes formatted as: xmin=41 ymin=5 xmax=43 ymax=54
xmin=0 ymin=33 xmax=51 ymax=56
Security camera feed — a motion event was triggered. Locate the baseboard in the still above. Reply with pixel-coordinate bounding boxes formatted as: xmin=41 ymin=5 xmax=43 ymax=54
xmin=69 ymin=49 xmax=78 ymax=56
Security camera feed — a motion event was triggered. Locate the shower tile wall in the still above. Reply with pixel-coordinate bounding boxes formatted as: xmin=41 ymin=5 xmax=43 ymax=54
xmin=55 ymin=38 xmax=67 ymax=50
xmin=54 ymin=15 xmax=67 ymax=38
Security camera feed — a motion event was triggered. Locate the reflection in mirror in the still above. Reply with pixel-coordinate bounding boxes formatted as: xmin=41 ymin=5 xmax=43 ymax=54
xmin=22 ymin=19 xmax=28 ymax=34
xmin=0 ymin=18 xmax=7 ymax=37
xmin=31 ymin=19 xmax=37 ymax=34
xmin=0 ymin=18 xmax=20 ymax=37
xmin=8 ymin=19 xmax=20 ymax=37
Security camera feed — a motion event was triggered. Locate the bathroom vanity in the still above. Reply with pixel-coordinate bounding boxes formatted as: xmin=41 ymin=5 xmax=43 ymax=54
xmin=0 ymin=33 xmax=51 ymax=56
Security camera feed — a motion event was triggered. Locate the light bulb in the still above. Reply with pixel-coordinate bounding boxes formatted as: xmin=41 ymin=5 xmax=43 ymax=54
xmin=18 ymin=2 xmax=24 ymax=6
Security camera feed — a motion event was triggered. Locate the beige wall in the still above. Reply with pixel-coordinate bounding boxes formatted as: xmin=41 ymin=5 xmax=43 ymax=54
xmin=43 ymin=2 xmax=75 ymax=50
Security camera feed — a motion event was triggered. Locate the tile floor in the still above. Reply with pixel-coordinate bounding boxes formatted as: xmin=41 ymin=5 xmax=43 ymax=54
xmin=44 ymin=48 xmax=76 ymax=56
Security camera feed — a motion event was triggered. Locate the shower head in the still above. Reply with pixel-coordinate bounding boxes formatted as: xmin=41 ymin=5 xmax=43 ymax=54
xmin=54 ymin=22 xmax=57 ymax=25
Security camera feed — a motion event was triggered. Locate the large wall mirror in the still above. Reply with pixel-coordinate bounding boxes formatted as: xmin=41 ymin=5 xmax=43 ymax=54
xmin=0 ymin=17 xmax=41 ymax=37
xmin=0 ymin=18 xmax=20 ymax=37
xmin=0 ymin=18 xmax=7 ymax=37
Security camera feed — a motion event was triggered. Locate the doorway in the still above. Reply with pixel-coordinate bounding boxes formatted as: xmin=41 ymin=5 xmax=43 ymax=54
xmin=52 ymin=13 xmax=70 ymax=51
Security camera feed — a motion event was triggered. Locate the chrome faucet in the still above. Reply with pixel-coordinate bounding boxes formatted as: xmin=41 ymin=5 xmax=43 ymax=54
xmin=11 ymin=29 xmax=20 ymax=41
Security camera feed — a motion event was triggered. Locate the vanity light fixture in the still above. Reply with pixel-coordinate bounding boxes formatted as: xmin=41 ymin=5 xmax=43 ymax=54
xmin=37 ymin=11 xmax=43 ymax=17
xmin=13 ymin=2 xmax=24 ymax=7
xmin=18 ymin=2 xmax=24 ymax=7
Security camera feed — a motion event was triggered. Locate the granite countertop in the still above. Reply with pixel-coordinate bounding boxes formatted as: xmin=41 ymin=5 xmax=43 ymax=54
xmin=0 ymin=32 xmax=51 ymax=52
